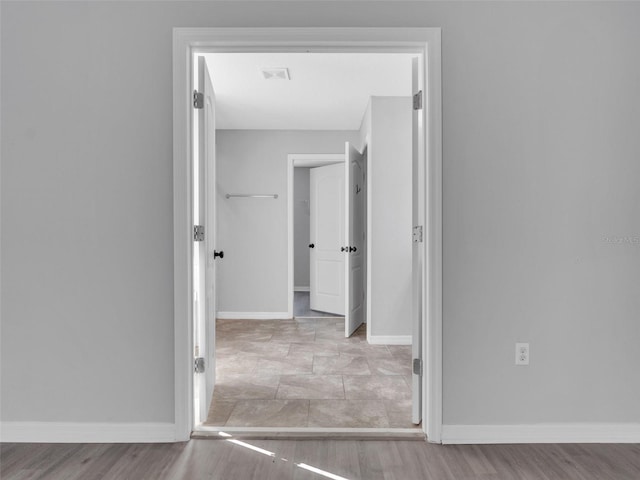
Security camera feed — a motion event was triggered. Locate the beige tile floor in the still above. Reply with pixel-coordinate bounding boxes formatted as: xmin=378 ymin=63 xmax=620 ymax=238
xmin=206 ymin=318 xmax=419 ymax=428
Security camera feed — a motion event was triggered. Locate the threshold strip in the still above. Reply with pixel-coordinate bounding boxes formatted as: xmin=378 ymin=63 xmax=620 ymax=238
xmin=191 ymin=426 xmax=425 ymax=441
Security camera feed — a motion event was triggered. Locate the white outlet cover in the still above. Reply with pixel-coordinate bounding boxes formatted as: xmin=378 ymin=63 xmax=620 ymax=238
xmin=515 ymin=342 xmax=530 ymax=366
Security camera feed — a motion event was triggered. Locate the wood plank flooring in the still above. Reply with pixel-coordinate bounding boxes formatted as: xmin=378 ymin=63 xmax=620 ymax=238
xmin=2 ymin=440 xmax=639 ymax=479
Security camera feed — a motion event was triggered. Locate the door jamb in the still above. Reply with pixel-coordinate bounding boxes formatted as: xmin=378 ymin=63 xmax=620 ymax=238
xmin=173 ymin=27 xmax=442 ymax=443
xmin=287 ymin=154 xmax=345 ymax=319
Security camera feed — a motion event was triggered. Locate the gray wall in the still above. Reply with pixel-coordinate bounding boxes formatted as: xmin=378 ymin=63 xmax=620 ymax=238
xmin=294 ymin=168 xmax=311 ymax=289
xmin=216 ymin=130 xmax=358 ymax=314
xmin=360 ymin=97 xmax=414 ymax=338
xmin=2 ymin=1 xmax=639 ymax=426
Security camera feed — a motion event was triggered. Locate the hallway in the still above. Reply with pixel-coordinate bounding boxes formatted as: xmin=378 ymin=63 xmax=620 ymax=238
xmin=206 ymin=318 xmax=416 ymax=428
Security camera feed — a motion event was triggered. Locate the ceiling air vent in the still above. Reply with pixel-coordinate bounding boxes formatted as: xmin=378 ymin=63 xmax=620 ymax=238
xmin=260 ymin=67 xmax=290 ymax=80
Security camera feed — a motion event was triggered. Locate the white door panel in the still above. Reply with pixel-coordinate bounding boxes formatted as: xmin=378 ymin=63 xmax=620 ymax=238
xmin=345 ymin=142 xmax=365 ymax=337
xmin=310 ymin=163 xmax=345 ymax=315
xmin=194 ymin=56 xmax=217 ymax=425
xmin=317 ymin=261 xmax=343 ymax=296
xmin=411 ymin=56 xmax=423 ymax=425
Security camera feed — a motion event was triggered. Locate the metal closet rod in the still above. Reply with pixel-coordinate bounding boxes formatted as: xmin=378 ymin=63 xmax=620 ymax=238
xmin=225 ymin=193 xmax=278 ymax=199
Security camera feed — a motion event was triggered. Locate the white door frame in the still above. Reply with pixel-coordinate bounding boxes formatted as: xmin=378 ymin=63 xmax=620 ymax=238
xmin=287 ymin=153 xmax=345 ymax=319
xmin=172 ymin=27 xmax=443 ymax=443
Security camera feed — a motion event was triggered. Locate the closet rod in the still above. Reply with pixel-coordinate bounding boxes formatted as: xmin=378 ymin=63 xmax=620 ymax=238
xmin=225 ymin=193 xmax=278 ymax=199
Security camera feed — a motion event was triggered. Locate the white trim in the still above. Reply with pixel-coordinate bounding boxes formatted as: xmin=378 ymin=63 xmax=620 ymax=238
xmin=0 ymin=422 xmax=176 ymax=444
xmin=194 ymin=426 xmax=424 ymax=437
xmin=441 ymin=424 xmax=640 ymax=445
xmin=287 ymin=153 xmax=345 ymax=320
xmin=365 ymin=135 xmax=373 ymax=347
xmin=287 ymin=155 xmax=294 ymax=318
xmin=217 ymin=312 xmax=291 ymax=320
xmin=173 ymin=27 xmax=443 ymax=443
xmin=294 ymin=286 xmax=310 ymax=292
xmin=424 ymin=28 xmax=443 ymax=445
xmin=173 ymin=27 xmax=195 ymax=443
xmin=368 ymin=335 xmax=412 ymax=345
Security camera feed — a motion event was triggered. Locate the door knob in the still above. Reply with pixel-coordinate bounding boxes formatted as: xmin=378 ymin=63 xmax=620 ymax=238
xmin=213 ymin=250 xmax=224 ymax=259
xmin=341 ymin=246 xmax=347 ymax=252
xmin=309 ymin=243 xmax=315 ymax=249
xmin=349 ymin=246 xmax=357 ymax=253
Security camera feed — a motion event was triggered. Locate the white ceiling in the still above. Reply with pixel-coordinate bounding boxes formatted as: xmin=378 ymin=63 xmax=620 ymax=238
xmin=203 ymin=53 xmax=414 ymax=130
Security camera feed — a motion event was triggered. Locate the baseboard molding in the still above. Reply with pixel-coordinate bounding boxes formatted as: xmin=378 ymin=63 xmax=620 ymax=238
xmin=217 ymin=312 xmax=291 ymax=320
xmin=294 ymin=286 xmax=310 ymax=292
xmin=0 ymin=422 xmax=176 ymax=443
xmin=368 ymin=335 xmax=412 ymax=345
xmin=441 ymin=423 xmax=640 ymax=444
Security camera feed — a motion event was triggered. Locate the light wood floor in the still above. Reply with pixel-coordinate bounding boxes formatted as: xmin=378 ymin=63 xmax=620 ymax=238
xmin=2 ymin=440 xmax=639 ymax=479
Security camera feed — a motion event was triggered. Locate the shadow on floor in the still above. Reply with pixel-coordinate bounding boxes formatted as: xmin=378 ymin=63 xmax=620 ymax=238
xmin=293 ymin=291 xmax=344 ymax=318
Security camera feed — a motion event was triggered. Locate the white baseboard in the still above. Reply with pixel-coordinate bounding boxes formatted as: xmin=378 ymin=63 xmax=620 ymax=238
xmin=0 ymin=422 xmax=176 ymax=443
xmin=217 ymin=312 xmax=291 ymax=320
xmin=368 ymin=335 xmax=412 ymax=345
xmin=441 ymin=423 xmax=640 ymax=444
xmin=294 ymin=286 xmax=310 ymax=292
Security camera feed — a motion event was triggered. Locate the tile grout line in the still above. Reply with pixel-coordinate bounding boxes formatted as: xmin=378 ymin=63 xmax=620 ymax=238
xmin=222 ymin=400 xmax=239 ymax=428
xmin=274 ymin=372 xmax=283 ymax=400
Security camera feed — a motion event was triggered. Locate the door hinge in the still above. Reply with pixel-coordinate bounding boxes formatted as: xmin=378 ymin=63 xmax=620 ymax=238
xmin=193 ymin=90 xmax=204 ymax=109
xmin=413 ymin=90 xmax=423 ymax=110
xmin=194 ymin=225 xmax=205 ymax=242
xmin=194 ymin=357 xmax=205 ymax=373
xmin=413 ymin=358 xmax=423 ymax=376
xmin=413 ymin=225 xmax=423 ymax=243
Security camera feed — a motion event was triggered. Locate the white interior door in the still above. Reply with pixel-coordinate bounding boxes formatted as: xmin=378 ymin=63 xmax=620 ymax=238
xmin=345 ymin=142 xmax=365 ymax=337
xmin=194 ymin=56 xmax=217 ymax=425
xmin=310 ymin=163 xmax=345 ymax=316
xmin=411 ymin=56 xmax=424 ymax=425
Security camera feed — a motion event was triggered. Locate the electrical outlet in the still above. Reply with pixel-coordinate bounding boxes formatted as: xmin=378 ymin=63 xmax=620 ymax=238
xmin=515 ymin=343 xmax=529 ymax=366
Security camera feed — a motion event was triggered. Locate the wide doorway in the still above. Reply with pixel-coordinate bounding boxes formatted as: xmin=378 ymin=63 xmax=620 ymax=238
xmin=199 ymin=52 xmax=417 ymax=431
xmin=174 ymin=27 xmax=443 ymax=441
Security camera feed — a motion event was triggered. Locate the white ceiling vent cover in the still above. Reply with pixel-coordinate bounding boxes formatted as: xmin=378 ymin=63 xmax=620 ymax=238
xmin=260 ymin=67 xmax=290 ymax=80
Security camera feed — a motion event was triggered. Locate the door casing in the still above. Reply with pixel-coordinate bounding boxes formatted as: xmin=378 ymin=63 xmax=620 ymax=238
xmin=287 ymin=154 xmax=345 ymax=319
xmin=173 ymin=27 xmax=443 ymax=443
